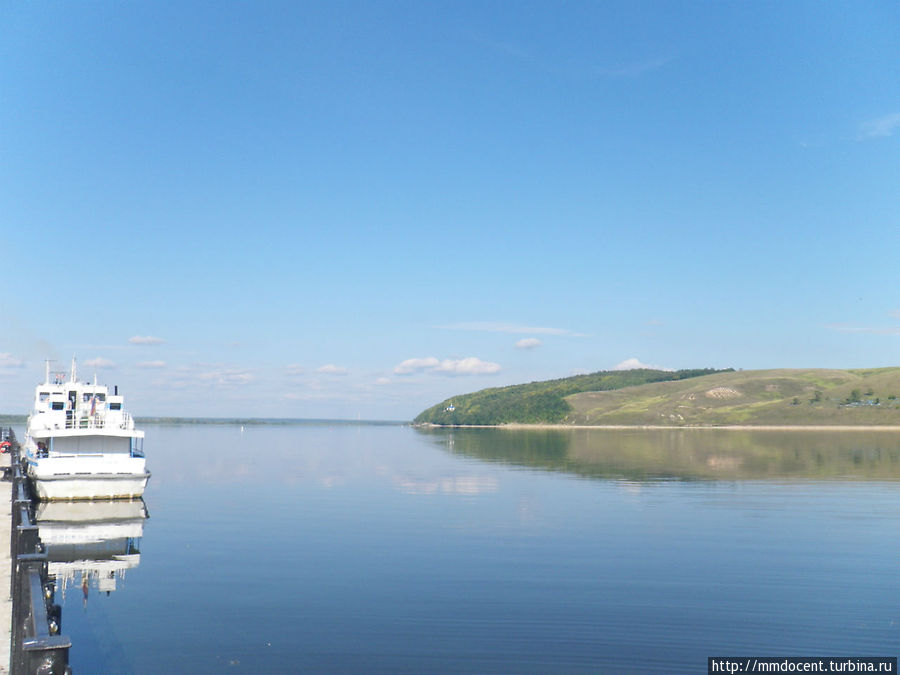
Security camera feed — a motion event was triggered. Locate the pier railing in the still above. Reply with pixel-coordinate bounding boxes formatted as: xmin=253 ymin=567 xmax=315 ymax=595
xmin=5 ymin=428 xmax=72 ymax=675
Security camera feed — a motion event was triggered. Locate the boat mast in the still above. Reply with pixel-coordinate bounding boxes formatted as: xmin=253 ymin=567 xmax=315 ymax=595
xmin=70 ymin=356 xmax=77 ymax=384
xmin=44 ymin=359 xmax=50 ymax=385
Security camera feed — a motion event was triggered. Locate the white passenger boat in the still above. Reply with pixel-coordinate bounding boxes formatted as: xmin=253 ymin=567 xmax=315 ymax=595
xmin=24 ymin=358 xmax=150 ymax=501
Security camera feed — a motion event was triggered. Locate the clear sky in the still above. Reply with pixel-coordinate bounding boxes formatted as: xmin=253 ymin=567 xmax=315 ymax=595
xmin=1 ymin=1 xmax=899 ymax=420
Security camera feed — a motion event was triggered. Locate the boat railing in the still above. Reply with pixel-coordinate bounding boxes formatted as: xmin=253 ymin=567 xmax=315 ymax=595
xmin=64 ymin=413 xmax=105 ymax=431
xmin=6 ymin=428 xmax=73 ymax=674
xmin=59 ymin=411 xmax=133 ymax=432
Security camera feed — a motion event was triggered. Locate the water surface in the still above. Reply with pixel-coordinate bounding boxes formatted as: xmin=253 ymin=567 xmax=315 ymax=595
xmin=40 ymin=424 xmax=900 ymax=673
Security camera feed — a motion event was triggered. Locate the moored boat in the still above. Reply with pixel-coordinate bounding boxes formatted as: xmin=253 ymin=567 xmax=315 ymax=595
xmin=24 ymin=358 xmax=150 ymax=500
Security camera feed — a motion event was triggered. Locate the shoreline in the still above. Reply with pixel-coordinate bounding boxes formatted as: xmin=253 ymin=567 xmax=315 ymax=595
xmin=417 ymin=423 xmax=900 ymax=431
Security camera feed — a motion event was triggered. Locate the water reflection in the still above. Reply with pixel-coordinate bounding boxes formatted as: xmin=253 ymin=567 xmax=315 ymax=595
xmin=392 ymin=475 xmax=499 ymax=495
xmin=36 ymin=500 xmax=148 ymax=603
xmin=419 ymin=428 xmax=900 ymax=481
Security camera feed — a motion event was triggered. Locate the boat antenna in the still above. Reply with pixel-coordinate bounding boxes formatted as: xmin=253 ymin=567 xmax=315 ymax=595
xmin=71 ymin=356 xmax=77 ymax=383
xmin=44 ymin=359 xmax=51 ymax=385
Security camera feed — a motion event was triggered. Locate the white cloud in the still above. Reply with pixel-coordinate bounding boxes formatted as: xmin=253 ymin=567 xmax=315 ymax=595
xmin=395 ymin=356 xmax=500 ymax=376
xmin=195 ymin=369 xmax=253 ymax=385
xmin=515 ymin=338 xmax=542 ymax=350
xmin=613 ymin=358 xmax=673 ymax=372
xmin=858 ymin=112 xmax=900 ymax=140
xmin=441 ymin=321 xmax=587 ymax=336
xmin=0 ymin=353 xmax=25 ymax=369
xmin=285 ymin=364 xmax=304 ymax=376
xmin=375 ymin=377 xmax=391 ymax=385
xmin=316 ymin=364 xmax=348 ymax=375
xmin=435 ymin=357 xmax=501 ymax=375
xmin=136 ymin=360 xmax=166 ymax=369
xmin=129 ymin=335 xmax=166 ymax=345
xmin=394 ymin=357 xmax=440 ymax=375
xmin=84 ymin=357 xmax=116 ymax=369
xmin=169 ymin=364 xmax=254 ymax=387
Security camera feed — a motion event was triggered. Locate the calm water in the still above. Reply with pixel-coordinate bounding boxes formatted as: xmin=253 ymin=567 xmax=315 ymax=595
xmin=33 ymin=424 xmax=900 ymax=673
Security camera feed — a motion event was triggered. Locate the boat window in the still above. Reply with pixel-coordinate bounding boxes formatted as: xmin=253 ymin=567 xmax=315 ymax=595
xmin=96 ymin=393 xmax=106 ymax=401
xmin=109 ymin=402 xmax=122 ymax=410
xmin=83 ymin=393 xmax=92 ymax=402
xmin=51 ymin=402 xmax=64 ymax=410
xmin=39 ymin=392 xmax=49 ymax=401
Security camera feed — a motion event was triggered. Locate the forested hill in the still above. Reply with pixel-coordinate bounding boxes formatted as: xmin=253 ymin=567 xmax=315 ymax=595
xmin=414 ymin=368 xmax=729 ymax=425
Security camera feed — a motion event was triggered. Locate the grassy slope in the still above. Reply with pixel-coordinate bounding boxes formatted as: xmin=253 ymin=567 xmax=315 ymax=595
xmin=414 ymin=368 xmax=725 ymax=425
xmin=565 ymin=367 xmax=900 ymax=426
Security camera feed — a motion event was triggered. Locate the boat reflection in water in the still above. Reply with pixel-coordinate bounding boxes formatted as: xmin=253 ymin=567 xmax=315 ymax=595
xmin=35 ymin=500 xmax=147 ymax=604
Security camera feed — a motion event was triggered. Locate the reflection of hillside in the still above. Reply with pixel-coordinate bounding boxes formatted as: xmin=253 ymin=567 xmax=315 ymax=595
xmin=418 ymin=428 xmax=900 ymax=481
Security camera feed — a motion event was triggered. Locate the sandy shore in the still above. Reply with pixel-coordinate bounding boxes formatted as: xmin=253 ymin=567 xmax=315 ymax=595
xmin=418 ymin=423 xmax=900 ymax=431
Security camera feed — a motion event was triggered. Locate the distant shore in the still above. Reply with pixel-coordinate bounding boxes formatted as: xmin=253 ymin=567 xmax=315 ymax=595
xmin=417 ymin=423 xmax=900 ymax=431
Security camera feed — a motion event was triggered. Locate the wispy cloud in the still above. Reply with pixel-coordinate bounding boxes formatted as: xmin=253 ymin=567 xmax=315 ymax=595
xmin=283 ymin=391 xmax=344 ymax=401
xmin=285 ymin=364 xmax=305 ymax=376
xmin=168 ymin=364 xmax=255 ymax=388
xmin=84 ymin=357 xmax=116 ymax=369
xmin=195 ymin=369 xmax=253 ymax=385
xmin=394 ymin=356 xmax=501 ymax=376
xmin=442 ymin=321 xmax=587 ymax=336
xmin=858 ymin=112 xmax=900 ymax=140
xmin=136 ymin=360 xmax=166 ymax=369
xmin=129 ymin=335 xmax=166 ymax=345
xmin=515 ymin=338 xmax=542 ymax=350
xmin=316 ymin=364 xmax=348 ymax=375
xmin=827 ymin=322 xmax=900 ymax=336
xmin=0 ymin=353 xmax=25 ymax=370
xmin=613 ymin=357 xmax=673 ymax=372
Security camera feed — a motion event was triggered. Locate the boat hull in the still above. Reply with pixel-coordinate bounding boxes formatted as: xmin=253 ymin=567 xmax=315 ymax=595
xmin=26 ymin=453 xmax=150 ymax=500
xmin=28 ymin=471 xmax=150 ymax=501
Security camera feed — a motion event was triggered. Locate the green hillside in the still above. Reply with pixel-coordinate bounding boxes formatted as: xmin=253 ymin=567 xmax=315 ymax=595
xmin=565 ymin=367 xmax=900 ymax=426
xmin=416 ymin=367 xmax=900 ymax=427
xmin=413 ymin=368 xmax=728 ymax=425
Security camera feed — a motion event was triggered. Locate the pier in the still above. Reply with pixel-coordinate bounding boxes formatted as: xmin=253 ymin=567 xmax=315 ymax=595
xmin=1 ymin=429 xmax=71 ymax=675
xmin=0 ymin=429 xmax=10 ymax=674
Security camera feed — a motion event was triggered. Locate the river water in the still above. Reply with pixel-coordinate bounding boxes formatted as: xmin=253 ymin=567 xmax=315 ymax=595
xmin=37 ymin=423 xmax=900 ymax=673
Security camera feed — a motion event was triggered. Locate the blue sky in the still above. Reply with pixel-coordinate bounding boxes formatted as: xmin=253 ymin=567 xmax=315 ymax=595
xmin=1 ymin=1 xmax=899 ymax=419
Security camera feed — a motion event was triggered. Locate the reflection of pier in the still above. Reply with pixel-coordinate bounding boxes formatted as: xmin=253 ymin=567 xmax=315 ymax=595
xmin=36 ymin=500 xmax=147 ymax=598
